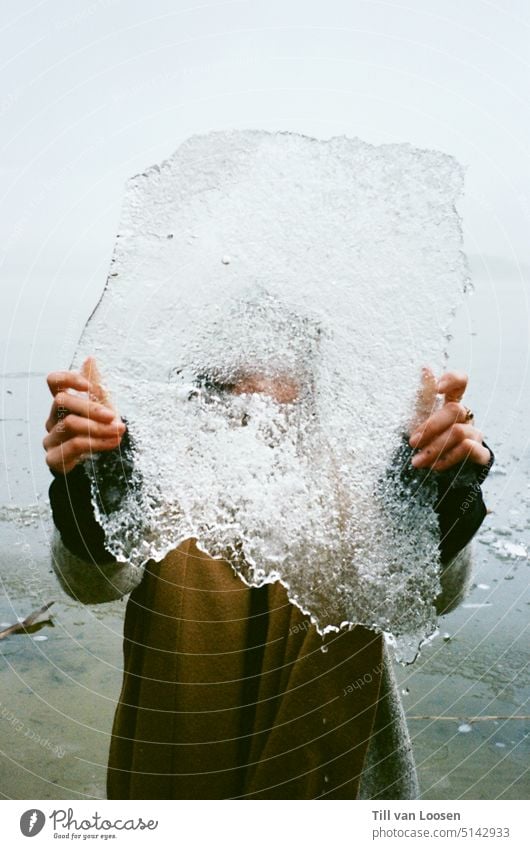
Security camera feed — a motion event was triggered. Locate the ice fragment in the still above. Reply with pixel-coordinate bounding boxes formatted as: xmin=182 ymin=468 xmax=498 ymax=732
xmin=74 ymin=131 xmax=468 ymax=661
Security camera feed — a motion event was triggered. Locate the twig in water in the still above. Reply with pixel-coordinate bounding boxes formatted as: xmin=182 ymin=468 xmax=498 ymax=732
xmin=0 ymin=602 xmax=55 ymax=640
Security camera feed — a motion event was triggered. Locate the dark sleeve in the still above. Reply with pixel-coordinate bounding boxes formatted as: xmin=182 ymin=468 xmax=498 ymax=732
xmin=390 ymin=437 xmax=494 ymax=563
xmin=434 ymin=443 xmax=494 ymax=563
xmin=48 ymin=423 xmax=137 ymax=565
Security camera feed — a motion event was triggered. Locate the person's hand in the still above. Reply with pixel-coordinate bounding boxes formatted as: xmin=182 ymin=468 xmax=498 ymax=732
xmin=43 ymin=356 xmax=126 ymax=475
xmin=408 ymin=368 xmax=490 ymax=471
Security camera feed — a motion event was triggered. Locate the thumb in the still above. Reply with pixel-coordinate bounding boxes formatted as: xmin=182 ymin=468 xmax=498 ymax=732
xmin=409 ymin=367 xmax=438 ymax=434
xmin=80 ymin=356 xmax=115 ymax=412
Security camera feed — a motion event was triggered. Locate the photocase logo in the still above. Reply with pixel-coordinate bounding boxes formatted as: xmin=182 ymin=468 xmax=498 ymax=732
xmin=20 ymin=810 xmax=46 ymax=837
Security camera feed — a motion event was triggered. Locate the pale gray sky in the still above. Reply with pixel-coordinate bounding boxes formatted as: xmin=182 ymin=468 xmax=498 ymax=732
xmin=1 ymin=0 xmax=529 ymax=373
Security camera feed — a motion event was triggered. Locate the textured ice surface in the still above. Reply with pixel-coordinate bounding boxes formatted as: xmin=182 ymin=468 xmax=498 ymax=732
xmin=74 ymin=130 xmax=467 ymax=660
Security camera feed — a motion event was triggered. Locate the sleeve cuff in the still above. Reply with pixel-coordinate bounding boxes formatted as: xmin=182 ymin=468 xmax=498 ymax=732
xmin=435 ymin=441 xmax=494 ymax=492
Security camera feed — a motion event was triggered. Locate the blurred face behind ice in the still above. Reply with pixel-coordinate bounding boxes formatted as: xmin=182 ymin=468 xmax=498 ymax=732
xmin=230 ymin=372 xmax=299 ymax=404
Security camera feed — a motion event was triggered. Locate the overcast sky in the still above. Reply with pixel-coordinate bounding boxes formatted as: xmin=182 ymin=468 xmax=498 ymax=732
xmin=1 ymin=0 xmax=529 ymax=373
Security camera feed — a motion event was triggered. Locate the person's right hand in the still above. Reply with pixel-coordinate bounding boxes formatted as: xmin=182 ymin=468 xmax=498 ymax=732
xmin=43 ymin=356 xmax=126 ymax=475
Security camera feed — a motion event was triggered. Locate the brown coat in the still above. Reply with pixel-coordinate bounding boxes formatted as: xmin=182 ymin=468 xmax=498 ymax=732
xmin=106 ymin=538 xmax=385 ymax=799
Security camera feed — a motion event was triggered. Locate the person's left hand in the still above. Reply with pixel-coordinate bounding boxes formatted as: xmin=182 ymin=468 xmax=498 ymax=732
xmin=408 ymin=368 xmax=491 ymax=471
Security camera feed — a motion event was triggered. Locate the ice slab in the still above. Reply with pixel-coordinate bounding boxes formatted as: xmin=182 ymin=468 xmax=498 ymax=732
xmin=74 ymin=130 xmax=467 ymax=661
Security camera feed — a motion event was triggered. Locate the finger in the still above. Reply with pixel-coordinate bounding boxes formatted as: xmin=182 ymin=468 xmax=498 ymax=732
xmin=409 ymin=402 xmax=471 ymax=449
xmin=411 ymin=424 xmax=484 ymax=468
xmin=45 ymin=434 xmax=125 ymax=475
xmin=409 ymin=367 xmax=439 ymax=434
xmin=80 ymin=356 xmax=114 ymax=409
xmin=47 ymin=370 xmax=90 ymax=398
xmin=437 ymin=371 xmax=468 ymax=403
xmin=43 ymin=416 xmax=125 ymax=450
xmin=427 ymin=439 xmax=492 ymax=472
xmin=45 ymin=391 xmax=117 ymax=433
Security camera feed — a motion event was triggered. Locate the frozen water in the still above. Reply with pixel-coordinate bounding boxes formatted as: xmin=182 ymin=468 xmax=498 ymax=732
xmin=462 ymin=603 xmax=492 ymax=609
xmin=73 ymin=130 xmax=467 ymax=659
xmin=0 ymin=503 xmax=49 ymax=527
xmin=491 ymin=540 xmax=528 ymax=560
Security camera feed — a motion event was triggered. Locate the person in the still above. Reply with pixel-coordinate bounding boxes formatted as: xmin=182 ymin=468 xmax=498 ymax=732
xmin=44 ymin=357 xmax=493 ymax=799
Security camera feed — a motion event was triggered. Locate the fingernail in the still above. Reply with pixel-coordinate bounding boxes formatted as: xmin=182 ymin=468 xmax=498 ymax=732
xmin=411 ymin=452 xmax=425 ymax=467
xmin=409 ymin=434 xmax=420 ymax=447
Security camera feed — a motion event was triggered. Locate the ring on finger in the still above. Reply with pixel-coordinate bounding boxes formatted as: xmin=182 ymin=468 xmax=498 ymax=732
xmin=464 ymin=407 xmax=474 ymax=423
